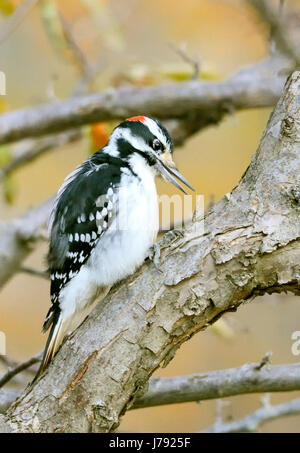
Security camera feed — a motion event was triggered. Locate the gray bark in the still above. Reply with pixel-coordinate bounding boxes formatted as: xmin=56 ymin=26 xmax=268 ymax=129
xmin=0 ymin=390 xmax=21 ymax=414
xmin=1 ymin=70 xmax=299 ymax=433
xmin=133 ymin=362 xmax=300 ymax=409
xmin=204 ymin=398 xmax=300 ymax=433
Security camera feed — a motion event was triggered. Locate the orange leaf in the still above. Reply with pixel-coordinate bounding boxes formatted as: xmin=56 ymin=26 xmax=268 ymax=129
xmin=90 ymin=122 xmax=110 ymax=149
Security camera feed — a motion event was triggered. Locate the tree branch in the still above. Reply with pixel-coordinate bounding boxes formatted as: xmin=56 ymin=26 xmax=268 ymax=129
xmin=3 ymin=358 xmax=300 ymax=414
xmin=0 ymin=55 xmax=292 ymax=145
xmin=0 ymin=390 xmax=21 ymax=415
xmin=204 ymin=397 xmax=300 ymax=433
xmin=0 ymin=196 xmax=53 ymax=288
xmin=132 ymin=362 xmax=300 ymax=409
xmin=0 ymin=355 xmax=41 ymax=388
xmin=249 ymin=0 xmax=300 ymax=67
xmin=0 ymin=129 xmax=80 ymax=183
xmin=2 ymin=70 xmax=299 ymax=433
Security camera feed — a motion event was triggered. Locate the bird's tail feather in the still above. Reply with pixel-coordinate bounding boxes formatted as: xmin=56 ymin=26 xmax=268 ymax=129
xmin=33 ymin=285 xmax=111 ymax=383
xmin=34 ymin=313 xmax=68 ymax=382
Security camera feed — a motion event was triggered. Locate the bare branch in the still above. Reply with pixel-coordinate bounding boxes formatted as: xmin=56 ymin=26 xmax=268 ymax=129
xmin=0 ymin=129 xmax=80 ymax=183
xmin=0 ymin=354 xmax=41 ymax=388
xmin=59 ymin=14 xmax=90 ymax=77
xmin=204 ymin=398 xmax=300 ymax=433
xmin=249 ymin=0 xmax=300 ymax=67
xmin=0 ymin=196 xmax=53 ymax=288
xmin=169 ymin=42 xmax=200 ymax=79
xmin=3 ymin=359 xmax=300 ymax=416
xmin=133 ymin=362 xmax=300 ymax=409
xmin=19 ymin=267 xmax=49 ymax=280
xmin=0 ymin=55 xmax=292 ymax=145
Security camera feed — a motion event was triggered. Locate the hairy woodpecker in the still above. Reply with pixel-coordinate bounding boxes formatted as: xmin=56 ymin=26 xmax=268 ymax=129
xmin=37 ymin=116 xmax=194 ymax=377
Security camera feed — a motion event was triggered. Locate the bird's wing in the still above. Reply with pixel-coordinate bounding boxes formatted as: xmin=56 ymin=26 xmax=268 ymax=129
xmin=44 ymin=160 xmax=121 ymax=331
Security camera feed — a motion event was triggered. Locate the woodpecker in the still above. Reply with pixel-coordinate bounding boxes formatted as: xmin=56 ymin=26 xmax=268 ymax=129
xmin=37 ymin=116 xmax=194 ymax=377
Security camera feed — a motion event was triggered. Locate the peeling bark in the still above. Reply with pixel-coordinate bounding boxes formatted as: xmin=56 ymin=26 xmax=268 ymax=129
xmin=3 ymin=71 xmax=300 ymax=433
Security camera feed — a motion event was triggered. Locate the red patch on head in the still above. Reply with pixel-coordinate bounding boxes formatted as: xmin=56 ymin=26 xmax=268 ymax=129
xmin=126 ymin=115 xmax=146 ymax=123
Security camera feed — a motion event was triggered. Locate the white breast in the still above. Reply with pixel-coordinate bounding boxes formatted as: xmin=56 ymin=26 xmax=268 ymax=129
xmin=87 ymin=154 xmax=159 ymax=286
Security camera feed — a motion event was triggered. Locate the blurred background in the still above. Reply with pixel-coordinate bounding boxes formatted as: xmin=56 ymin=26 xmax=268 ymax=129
xmin=0 ymin=0 xmax=300 ymax=433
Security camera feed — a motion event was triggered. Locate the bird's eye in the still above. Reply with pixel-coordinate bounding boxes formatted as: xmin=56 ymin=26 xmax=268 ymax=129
xmin=152 ymin=139 xmax=163 ymax=152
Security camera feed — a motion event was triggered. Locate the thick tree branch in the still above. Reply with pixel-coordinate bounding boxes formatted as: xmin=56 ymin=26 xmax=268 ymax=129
xmin=0 ymin=55 xmax=292 ymax=146
xmin=0 ymin=390 xmax=21 ymax=415
xmin=204 ymin=397 xmax=300 ymax=433
xmin=132 ymin=362 xmax=300 ymax=409
xmin=2 ymin=71 xmax=299 ymax=433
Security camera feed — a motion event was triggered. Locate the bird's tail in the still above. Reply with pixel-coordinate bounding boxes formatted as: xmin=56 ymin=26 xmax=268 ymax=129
xmin=34 ymin=285 xmax=111 ymax=382
xmin=34 ymin=310 xmax=69 ymax=382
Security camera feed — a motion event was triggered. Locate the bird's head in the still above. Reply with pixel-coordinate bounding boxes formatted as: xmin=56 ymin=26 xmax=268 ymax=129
xmin=106 ymin=115 xmax=194 ymax=194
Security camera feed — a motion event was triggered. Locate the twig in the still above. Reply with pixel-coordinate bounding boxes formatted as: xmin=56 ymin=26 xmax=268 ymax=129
xmin=0 ymin=129 xmax=80 ymax=183
xmin=169 ymin=42 xmax=200 ymax=79
xmin=19 ymin=267 xmax=49 ymax=280
xmin=254 ymin=351 xmax=272 ymax=370
xmin=59 ymin=14 xmax=90 ymax=77
xmin=249 ymin=0 xmax=300 ymax=67
xmin=203 ymin=398 xmax=300 ymax=433
xmin=72 ymin=58 xmax=106 ymax=97
xmin=0 ymin=196 xmax=54 ymax=288
xmin=0 ymin=354 xmax=41 ymax=388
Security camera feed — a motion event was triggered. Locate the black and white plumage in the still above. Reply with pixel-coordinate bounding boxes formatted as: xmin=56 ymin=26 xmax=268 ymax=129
xmin=37 ymin=116 xmax=194 ymax=377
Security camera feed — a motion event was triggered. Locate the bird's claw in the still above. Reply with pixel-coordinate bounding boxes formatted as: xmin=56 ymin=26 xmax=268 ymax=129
xmin=148 ymin=229 xmax=184 ymax=273
xmin=148 ymin=242 xmax=162 ymax=273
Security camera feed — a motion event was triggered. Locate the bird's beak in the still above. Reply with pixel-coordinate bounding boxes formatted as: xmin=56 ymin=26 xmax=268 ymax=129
xmin=157 ymin=151 xmax=195 ymax=194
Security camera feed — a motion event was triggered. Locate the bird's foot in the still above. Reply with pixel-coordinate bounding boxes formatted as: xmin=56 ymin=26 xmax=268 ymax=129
xmin=148 ymin=229 xmax=184 ymax=273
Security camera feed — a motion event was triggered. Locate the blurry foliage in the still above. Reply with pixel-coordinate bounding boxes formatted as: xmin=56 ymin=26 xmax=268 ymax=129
xmin=0 ymin=98 xmax=7 ymax=113
xmin=0 ymin=0 xmax=14 ymax=16
xmin=86 ymin=121 xmax=118 ymax=156
xmin=160 ymin=62 xmax=223 ymax=81
xmin=40 ymin=0 xmax=74 ymax=64
xmin=112 ymin=61 xmax=223 ymax=87
xmin=89 ymin=122 xmax=111 ymax=152
xmin=211 ymin=318 xmax=235 ymax=340
xmin=3 ymin=174 xmax=17 ymax=204
xmin=0 ymin=145 xmax=17 ymax=205
xmin=0 ymin=144 xmax=11 ymax=166
xmin=81 ymin=0 xmax=125 ymax=52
